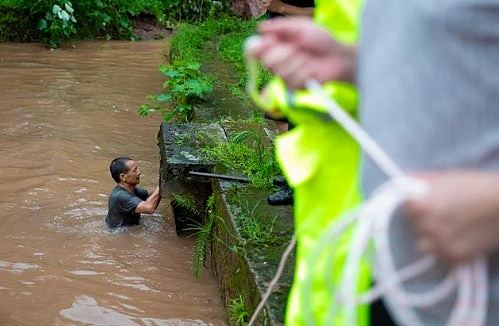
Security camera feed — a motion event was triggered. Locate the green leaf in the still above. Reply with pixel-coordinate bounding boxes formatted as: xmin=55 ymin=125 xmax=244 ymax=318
xmin=155 ymin=93 xmax=172 ymax=102
xmin=137 ymin=104 xmax=153 ymax=117
xmin=37 ymin=19 xmax=47 ymax=31
xmin=163 ymin=69 xmax=180 ymax=79
xmin=171 ymin=83 xmax=184 ymax=92
xmin=185 ymin=79 xmax=203 ymax=96
xmin=58 ymin=10 xmax=70 ymax=21
xmin=231 ymin=130 xmax=254 ymax=144
xmin=119 ymin=17 xmax=130 ymax=28
xmin=100 ymin=14 xmax=111 ymax=26
xmin=176 ymin=104 xmax=192 ymax=113
xmin=159 ymin=64 xmax=171 ymax=74
xmin=163 ymin=111 xmax=176 ymax=122
xmin=186 ymin=62 xmax=201 ymax=71
xmin=64 ymin=2 xmax=74 ymax=14
xmin=52 ymin=4 xmax=61 ymax=15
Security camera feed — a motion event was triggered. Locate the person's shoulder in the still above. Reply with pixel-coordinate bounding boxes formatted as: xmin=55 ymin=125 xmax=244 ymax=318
xmin=110 ymin=185 xmax=124 ymax=196
xmin=110 ymin=186 xmax=132 ymax=201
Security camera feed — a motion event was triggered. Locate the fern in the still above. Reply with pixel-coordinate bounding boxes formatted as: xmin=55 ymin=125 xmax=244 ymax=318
xmin=191 ymin=194 xmax=216 ymax=279
xmin=172 ymin=193 xmax=200 ymax=216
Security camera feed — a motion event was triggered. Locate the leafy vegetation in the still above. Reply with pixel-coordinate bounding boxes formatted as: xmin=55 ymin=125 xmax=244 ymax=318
xmin=138 ymin=16 xmax=266 ymax=123
xmin=168 ymin=17 xmax=271 ymax=99
xmin=218 ymin=25 xmax=272 ymax=97
xmin=169 ymin=17 xmax=256 ymax=64
xmin=190 ymin=194 xmax=216 ymax=280
xmin=171 ymin=193 xmax=200 ymax=217
xmin=37 ymin=2 xmax=76 ymax=48
xmin=228 ymin=295 xmax=249 ymax=326
xmin=232 ymin=195 xmax=279 ymax=247
xmin=0 ymin=0 xmax=230 ymax=46
xmin=138 ymin=62 xmax=213 ymax=122
xmin=203 ymin=128 xmax=280 ymax=189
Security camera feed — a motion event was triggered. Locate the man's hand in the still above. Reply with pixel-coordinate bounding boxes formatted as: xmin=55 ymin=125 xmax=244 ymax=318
xmin=246 ymin=17 xmax=356 ymax=89
xmin=404 ymin=171 xmax=499 ymax=264
xmin=136 ymin=185 xmax=161 ymax=214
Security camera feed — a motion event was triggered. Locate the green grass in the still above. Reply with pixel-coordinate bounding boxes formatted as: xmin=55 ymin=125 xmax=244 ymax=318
xmin=233 ymin=197 xmax=280 ymax=247
xmin=218 ymin=25 xmax=272 ymax=96
xmin=203 ymin=128 xmax=280 ymax=189
xmin=190 ymin=194 xmax=216 ymax=279
xmin=228 ymin=295 xmax=249 ymax=326
xmin=171 ymin=193 xmax=200 ymax=216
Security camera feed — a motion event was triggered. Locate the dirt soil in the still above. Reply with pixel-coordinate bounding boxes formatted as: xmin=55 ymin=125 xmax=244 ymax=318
xmin=133 ymin=13 xmax=172 ymax=40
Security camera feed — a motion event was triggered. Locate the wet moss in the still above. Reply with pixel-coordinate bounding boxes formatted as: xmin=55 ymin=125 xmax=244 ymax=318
xmin=211 ymin=180 xmax=294 ymax=325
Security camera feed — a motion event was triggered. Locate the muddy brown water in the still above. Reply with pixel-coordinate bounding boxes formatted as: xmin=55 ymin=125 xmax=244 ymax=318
xmin=0 ymin=41 xmax=226 ymax=326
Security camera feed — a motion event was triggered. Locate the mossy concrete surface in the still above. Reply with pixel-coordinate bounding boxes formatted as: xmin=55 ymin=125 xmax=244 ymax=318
xmin=158 ymin=121 xmax=296 ymax=324
xmin=211 ymin=180 xmax=294 ymax=325
xmin=158 ymin=122 xmax=226 ymax=233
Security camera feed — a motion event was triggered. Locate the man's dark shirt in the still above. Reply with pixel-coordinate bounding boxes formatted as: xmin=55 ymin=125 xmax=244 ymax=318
xmin=105 ymin=185 xmax=148 ymax=228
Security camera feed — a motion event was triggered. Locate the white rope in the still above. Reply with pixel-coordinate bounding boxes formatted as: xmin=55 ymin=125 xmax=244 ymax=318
xmin=307 ymin=82 xmax=489 ymax=326
xmin=248 ymin=236 xmax=296 ymax=326
xmin=244 ymin=38 xmax=489 ymax=325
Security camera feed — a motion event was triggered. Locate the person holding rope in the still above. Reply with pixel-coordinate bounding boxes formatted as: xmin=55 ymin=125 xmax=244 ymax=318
xmin=247 ymin=0 xmax=372 ymax=324
xmin=248 ymin=1 xmax=499 ymax=324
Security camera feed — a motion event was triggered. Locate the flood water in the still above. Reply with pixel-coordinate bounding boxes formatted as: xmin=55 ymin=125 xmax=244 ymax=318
xmin=0 ymin=41 xmax=226 ymax=325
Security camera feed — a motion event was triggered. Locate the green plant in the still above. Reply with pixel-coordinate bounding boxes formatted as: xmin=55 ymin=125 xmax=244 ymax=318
xmin=203 ymin=128 xmax=280 ymax=188
xmin=234 ymin=198 xmax=279 ymax=247
xmin=228 ymin=295 xmax=249 ymax=326
xmin=0 ymin=0 xmax=232 ymax=44
xmin=37 ymin=1 xmax=76 ymax=48
xmin=171 ymin=193 xmax=200 ymax=216
xmin=161 ymin=0 xmax=228 ymax=25
xmin=190 ymin=194 xmax=216 ymax=279
xmin=217 ymin=19 xmax=271 ymax=98
xmin=138 ymin=62 xmax=213 ymax=122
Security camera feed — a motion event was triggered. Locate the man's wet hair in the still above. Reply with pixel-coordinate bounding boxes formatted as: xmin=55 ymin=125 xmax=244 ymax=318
xmin=110 ymin=157 xmax=133 ymax=183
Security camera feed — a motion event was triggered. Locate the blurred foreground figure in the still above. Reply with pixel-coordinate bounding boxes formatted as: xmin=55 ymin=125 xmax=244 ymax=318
xmin=249 ymin=0 xmax=499 ymax=324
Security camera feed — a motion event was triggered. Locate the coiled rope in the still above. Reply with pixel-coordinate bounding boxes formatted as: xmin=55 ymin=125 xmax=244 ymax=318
xmin=245 ymin=37 xmax=489 ymax=325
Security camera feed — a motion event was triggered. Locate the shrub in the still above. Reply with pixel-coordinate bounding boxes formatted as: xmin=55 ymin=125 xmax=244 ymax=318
xmin=138 ymin=61 xmax=213 ymax=122
xmin=37 ymin=2 xmax=77 ymax=48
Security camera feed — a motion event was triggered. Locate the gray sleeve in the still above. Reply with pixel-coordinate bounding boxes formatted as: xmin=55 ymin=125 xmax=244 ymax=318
xmin=117 ymin=192 xmax=143 ymax=213
xmin=135 ymin=187 xmax=149 ymax=201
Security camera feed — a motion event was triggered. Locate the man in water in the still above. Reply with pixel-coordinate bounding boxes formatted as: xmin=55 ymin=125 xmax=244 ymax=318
xmin=105 ymin=157 xmax=161 ymax=228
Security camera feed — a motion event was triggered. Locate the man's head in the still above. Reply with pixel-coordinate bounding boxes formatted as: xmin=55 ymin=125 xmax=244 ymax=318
xmin=110 ymin=157 xmax=140 ymax=186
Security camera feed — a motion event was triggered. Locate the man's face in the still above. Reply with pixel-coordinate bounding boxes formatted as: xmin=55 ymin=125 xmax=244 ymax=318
xmin=120 ymin=160 xmax=140 ymax=186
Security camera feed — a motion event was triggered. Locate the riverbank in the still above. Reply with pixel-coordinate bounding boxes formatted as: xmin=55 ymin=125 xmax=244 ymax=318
xmin=155 ymin=18 xmax=295 ymax=325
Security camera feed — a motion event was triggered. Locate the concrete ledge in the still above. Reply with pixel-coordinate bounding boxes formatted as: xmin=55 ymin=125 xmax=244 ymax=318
xmin=211 ymin=180 xmax=294 ymax=325
xmin=158 ymin=122 xmax=227 ymax=233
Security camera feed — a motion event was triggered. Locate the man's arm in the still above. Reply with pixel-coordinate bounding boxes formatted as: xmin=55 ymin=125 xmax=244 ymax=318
xmin=135 ymin=186 xmax=161 ymax=214
xmin=268 ymin=0 xmax=314 ymax=17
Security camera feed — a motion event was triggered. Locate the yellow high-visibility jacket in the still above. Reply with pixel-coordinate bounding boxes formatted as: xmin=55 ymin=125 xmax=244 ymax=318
xmin=256 ymin=0 xmax=369 ymax=324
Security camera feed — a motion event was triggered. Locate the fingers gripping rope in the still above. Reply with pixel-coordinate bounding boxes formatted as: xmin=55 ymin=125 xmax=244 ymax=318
xmin=244 ymin=38 xmax=489 ymax=325
xmin=306 ymin=82 xmax=489 ymax=326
